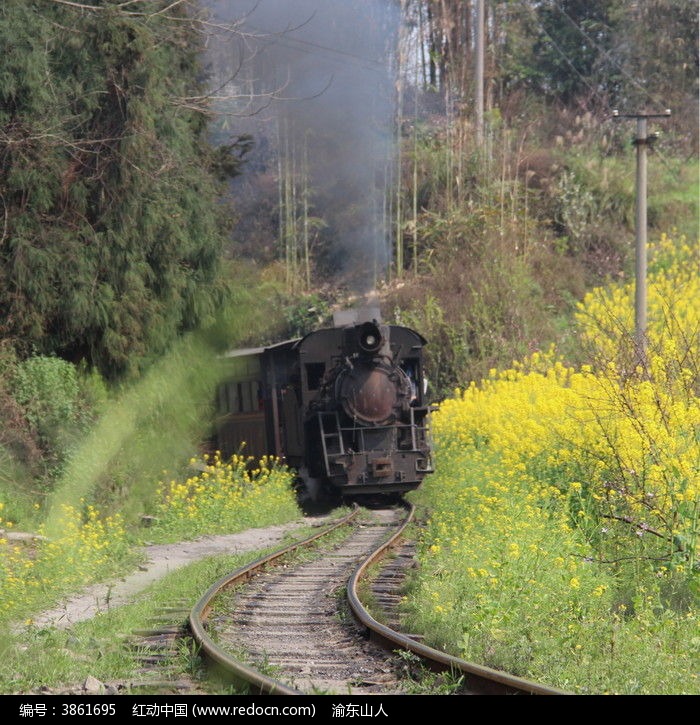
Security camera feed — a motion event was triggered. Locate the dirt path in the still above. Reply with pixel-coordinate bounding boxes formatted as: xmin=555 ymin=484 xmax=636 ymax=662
xmin=28 ymin=518 xmax=324 ymax=630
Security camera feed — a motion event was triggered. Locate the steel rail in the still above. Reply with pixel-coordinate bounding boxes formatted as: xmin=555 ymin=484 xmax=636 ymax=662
xmin=346 ymin=502 xmax=570 ymax=696
xmin=189 ymin=507 xmax=360 ymax=695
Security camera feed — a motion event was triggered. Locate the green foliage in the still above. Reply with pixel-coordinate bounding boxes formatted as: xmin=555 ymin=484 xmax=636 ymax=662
xmin=607 ymin=0 xmax=699 ymax=123
xmin=2 ymin=355 xmax=110 ymax=492
xmin=11 ymin=357 xmax=79 ymax=448
xmin=42 ymin=333 xmax=221 ymax=534
xmin=530 ymin=0 xmax=617 ymax=103
xmin=389 ymin=200 xmax=574 ymax=396
xmin=0 ymin=266 xmax=306 ymax=535
xmin=0 ymin=2 xmax=240 ymax=379
xmin=0 ymin=501 xmax=134 ymax=627
xmin=481 ymin=1 xmax=698 ymax=131
xmin=200 ymin=260 xmax=294 ymax=351
xmin=283 ymin=293 xmax=332 ymax=338
xmin=543 ymin=153 xmax=634 ymax=278
xmin=647 ymin=158 xmax=699 ymax=241
xmin=151 ymin=452 xmax=299 ymax=542
xmin=393 ymin=296 xmax=470 ymax=396
xmin=0 ymin=445 xmax=37 ymax=529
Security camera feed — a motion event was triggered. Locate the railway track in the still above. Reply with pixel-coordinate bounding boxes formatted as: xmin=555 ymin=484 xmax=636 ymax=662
xmin=188 ymin=503 xmax=568 ymax=696
xmin=20 ymin=504 xmax=567 ymax=696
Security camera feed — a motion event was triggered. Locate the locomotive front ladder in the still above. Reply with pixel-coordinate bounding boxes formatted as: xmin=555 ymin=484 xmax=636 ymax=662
xmin=318 ymin=411 xmax=345 ymax=468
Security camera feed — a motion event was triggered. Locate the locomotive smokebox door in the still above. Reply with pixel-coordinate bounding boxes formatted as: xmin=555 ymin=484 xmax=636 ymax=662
xmin=338 ymin=364 xmax=400 ymax=425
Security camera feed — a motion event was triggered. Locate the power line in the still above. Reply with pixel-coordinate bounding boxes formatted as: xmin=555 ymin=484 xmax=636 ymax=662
xmin=525 ymin=2 xmax=678 ymax=111
xmin=240 ymin=22 xmax=388 ymax=74
xmin=549 ymin=0 xmax=668 ymax=109
xmin=524 ymin=4 xmax=604 ymax=101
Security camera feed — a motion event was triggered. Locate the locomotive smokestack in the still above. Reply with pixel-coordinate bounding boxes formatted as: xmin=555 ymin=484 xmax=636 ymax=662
xmin=333 ymin=306 xmax=382 ymax=327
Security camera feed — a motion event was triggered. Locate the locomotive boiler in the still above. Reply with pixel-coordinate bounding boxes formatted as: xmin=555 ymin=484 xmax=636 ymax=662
xmin=215 ymin=308 xmax=433 ymax=501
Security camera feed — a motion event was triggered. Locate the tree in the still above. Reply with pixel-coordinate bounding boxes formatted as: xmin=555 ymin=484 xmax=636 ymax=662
xmin=0 ymin=0 xmax=245 ymax=378
xmin=609 ymin=1 xmax=698 ymax=123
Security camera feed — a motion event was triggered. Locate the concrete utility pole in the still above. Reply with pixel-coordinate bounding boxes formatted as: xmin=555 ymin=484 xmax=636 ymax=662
xmin=612 ymin=108 xmax=671 ymax=360
xmin=475 ymin=0 xmax=485 ymax=145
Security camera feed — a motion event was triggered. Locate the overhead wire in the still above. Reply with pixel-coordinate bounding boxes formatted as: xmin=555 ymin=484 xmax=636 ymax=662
xmin=548 ymin=0 xmax=670 ymax=111
xmin=209 ymin=18 xmax=394 ymax=109
xmin=543 ymin=1 xmax=681 ymax=172
xmin=523 ymin=3 xmax=606 ymax=102
xmin=241 ymin=21 xmax=389 ymax=75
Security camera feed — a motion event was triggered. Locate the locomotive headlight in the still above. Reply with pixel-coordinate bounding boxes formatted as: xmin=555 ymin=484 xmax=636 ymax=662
xmin=357 ymin=322 xmax=383 ymax=354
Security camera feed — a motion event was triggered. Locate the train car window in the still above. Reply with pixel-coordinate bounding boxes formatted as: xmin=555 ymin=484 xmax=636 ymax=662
xmin=217 ymin=383 xmax=234 ymax=414
xmin=305 ymin=363 xmax=325 ymax=391
xmin=217 ymin=384 xmax=227 ymax=414
xmin=217 ymin=381 xmax=263 ymax=414
xmin=241 ymin=381 xmax=252 ymax=412
xmin=243 ymin=381 xmax=261 ymax=413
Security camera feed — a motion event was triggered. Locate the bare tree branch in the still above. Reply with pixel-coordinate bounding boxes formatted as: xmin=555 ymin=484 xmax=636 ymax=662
xmin=0 ymin=193 xmax=8 ymax=247
xmin=43 ymin=0 xmax=188 ymax=17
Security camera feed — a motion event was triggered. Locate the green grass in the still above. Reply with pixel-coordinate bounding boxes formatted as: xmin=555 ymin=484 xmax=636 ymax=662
xmin=0 ymin=454 xmax=301 ymax=633
xmin=0 ymin=535 xmax=320 ymax=694
xmin=648 ymin=157 xmax=699 ymax=239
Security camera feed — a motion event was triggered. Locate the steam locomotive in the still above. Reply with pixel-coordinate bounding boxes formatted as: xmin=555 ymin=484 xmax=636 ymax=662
xmin=215 ymin=309 xmax=434 ymax=501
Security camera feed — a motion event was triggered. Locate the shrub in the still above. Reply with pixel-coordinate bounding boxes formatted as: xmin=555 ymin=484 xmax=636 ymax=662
xmin=152 ymin=452 xmax=300 ymax=541
xmin=10 ymin=356 xmax=79 ymax=458
xmin=0 ymin=502 xmax=130 ymax=626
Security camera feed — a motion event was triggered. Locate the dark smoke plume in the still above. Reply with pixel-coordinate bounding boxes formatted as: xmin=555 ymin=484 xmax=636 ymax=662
xmin=204 ymin=1 xmax=399 ymax=292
